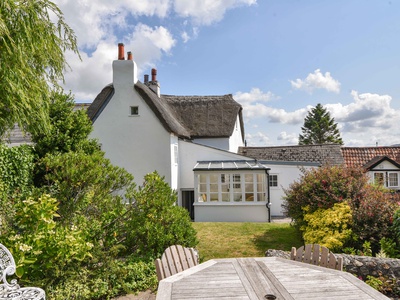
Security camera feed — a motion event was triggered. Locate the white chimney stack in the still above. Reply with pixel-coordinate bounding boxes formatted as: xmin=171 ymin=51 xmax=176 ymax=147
xmin=113 ymin=43 xmax=138 ymax=87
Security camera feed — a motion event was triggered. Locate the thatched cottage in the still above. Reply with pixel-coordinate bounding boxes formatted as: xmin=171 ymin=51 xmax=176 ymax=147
xmin=87 ymin=44 xmax=318 ymax=222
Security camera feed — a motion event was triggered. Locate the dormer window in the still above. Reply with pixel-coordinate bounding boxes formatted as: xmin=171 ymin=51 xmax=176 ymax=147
xmin=130 ymin=106 xmax=139 ymax=116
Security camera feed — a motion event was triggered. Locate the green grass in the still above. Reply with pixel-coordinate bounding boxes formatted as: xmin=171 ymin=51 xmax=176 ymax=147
xmin=192 ymin=222 xmax=303 ymax=262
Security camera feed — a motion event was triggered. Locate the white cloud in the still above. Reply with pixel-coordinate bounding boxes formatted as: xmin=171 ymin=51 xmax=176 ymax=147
xmin=245 ymin=132 xmax=270 ymax=146
xmin=326 ymin=90 xmax=397 ymax=131
xmin=277 ymin=131 xmax=298 ymax=144
xmin=234 ymin=88 xmax=275 ymax=105
xmin=290 ymin=69 xmax=341 ymax=94
xmin=173 ymin=0 xmax=257 ymax=25
xmin=62 ymin=24 xmax=176 ymax=102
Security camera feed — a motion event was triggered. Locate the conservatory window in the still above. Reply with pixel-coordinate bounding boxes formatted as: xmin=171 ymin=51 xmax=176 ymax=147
xmin=196 ymin=172 xmax=267 ymax=203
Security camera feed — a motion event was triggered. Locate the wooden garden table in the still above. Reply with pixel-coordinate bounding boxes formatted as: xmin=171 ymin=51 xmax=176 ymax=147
xmin=156 ymin=256 xmax=389 ymax=299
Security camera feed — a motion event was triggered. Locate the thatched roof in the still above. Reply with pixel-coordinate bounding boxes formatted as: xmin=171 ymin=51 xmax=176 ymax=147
xmin=238 ymin=144 xmax=344 ymax=165
xmin=88 ymin=82 xmax=244 ymax=140
xmin=162 ymin=94 xmax=244 ymax=139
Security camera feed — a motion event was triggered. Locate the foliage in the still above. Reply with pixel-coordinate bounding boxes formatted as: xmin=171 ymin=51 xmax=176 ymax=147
xmin=39 ymin=150 xmax=135 ymax=249
xmin=46 ymin=257 xmax=157 ymax=300
xmin=301 ymin=202 xmax=353 ymax=252
xmin=2 ymin=194 xmax=92 ymax=285
xmin=0 ymin=0 xmax=79 ymax=136
xmin=298 ymin=103 xmax=343 ymax=145
xmin=379 ymin=238 xmax=399 ymax=259
xmin=0 ymin=144 xmax=34 ymax=197
xmin=366 ymin=275 xmax=400 ymax=297
xmin=283 ymin=165 xmax=397 ymax=253
xmin=31 ymin=92 xmax=98 ymax=159
xmin=393 ymin=207 xmax=400 ymax=244
xmin=125 ymin=172 xmax=198 ymax=258
xmin=283 ymin=165 xmax=365 ymax=230
xmin=349 ymin=185 xmax=397 ymax=251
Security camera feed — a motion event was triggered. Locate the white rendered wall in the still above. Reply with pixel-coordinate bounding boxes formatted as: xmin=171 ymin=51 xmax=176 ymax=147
xmin=194 ymin=203 xmax=269 ymax=222
xmin=266 ymin=163 xmax=315 ymax=216
xmin=178 ymin=141 xmax=253 ymax=190
xmin=91 ymin=60 xmax=173 ymax=187
xmin=229 ymin=115 xmax=245 ymax=152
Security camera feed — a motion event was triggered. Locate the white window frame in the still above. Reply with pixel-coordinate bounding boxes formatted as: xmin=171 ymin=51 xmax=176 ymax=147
xmin=195 ymin=171 xmax=267 ymax=203
xmin=388 ymin=172 xmax=399 ymax=188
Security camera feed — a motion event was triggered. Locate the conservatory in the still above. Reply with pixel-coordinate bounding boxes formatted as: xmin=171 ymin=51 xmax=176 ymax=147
xmin=193 ymin=160 xmax=271 ymax=222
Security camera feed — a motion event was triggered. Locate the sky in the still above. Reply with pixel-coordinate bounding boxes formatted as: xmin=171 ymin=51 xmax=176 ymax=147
xmin=54 ymin=0 xmax=400 ymax=147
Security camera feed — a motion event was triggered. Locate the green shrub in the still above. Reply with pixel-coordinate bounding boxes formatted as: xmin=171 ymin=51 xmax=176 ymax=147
xmin=46 ymin=257 xmax=157 ymax=300
xmin=301 ymin=202 xmax=353 ymax=252
xmin=0 ymin=144 xmax=34 ymax=197
xmin=125 ymin=172 xmax=198 ymax=258
xmin=2 ymin=194 xmax=92 ymax=285
xmin=393 ymin=207 xmax=400 ymax=244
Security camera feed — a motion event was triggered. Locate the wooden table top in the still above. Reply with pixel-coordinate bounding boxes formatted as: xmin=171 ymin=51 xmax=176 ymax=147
xmin=156 ymin=257 xmax=389 ymax=300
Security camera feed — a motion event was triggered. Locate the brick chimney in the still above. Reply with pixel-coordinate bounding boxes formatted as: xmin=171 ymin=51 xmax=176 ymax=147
xmin=113 ymin=43 xmax=138 ymax=88
xmin=147 ymin=68 xmax=160 ymax=97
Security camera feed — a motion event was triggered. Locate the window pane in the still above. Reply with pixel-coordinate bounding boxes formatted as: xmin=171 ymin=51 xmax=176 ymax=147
xmin=199 ymin=174 xmax=207 ymax=183
xmin=389 ymin=173 xmax=398 ymax=187
xmin=221 ymin=193 xmax=230 ymax=202
xmin=210 ymin=193 xmax=219 ymax=201
xmin=257 ymin=192 xmax=265 ymax=202
xmin=233 ymin=174 xmax=241 ymax=189
xmin=210 ymin=174 xmax=218 ymax=183
xmin=269 ymin=175 xmax=278 ymax=187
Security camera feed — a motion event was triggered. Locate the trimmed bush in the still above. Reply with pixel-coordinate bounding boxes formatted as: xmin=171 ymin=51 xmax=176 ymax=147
xmin=301 ymin=202 xmax=353 ymax=252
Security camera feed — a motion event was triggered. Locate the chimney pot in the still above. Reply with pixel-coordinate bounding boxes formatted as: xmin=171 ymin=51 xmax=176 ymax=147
xmin=144 ymin=74 xmax=149 ymax=84
xmin=151 ymin=68 xmax=157 ymax=81
xmin=118 ymin=43 xmax=125 ymax=60
xmin=127 ymin=51 xmax=133 ymax=60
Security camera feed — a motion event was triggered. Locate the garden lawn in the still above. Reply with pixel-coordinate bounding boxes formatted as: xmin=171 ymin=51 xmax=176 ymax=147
xmin=192 ymin=222 xmax=302 ymax=262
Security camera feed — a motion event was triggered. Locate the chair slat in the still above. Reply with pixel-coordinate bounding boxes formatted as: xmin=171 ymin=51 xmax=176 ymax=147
xmin=291 ymin=244 xmax=343 ymax=272
xmin=311 ymin=244 xmax=320 ymax=266
xmin=155 ymin=245 xmax=199 ymax=281
xmin=320 ymin=246 xmax=329 ymax=268
xmin=303 ymin=244 xmax=312 ymax=264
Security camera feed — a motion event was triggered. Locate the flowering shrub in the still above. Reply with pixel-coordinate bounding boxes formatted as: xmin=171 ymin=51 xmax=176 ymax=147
xmin=283 ymin=165 xmax=366 ymax=230
xmin=349 ymin=185 xmax=397 ymax=251
xmin=283 ymin=165 xmax=398 ymax=253
xmin=301 ymin=202 xmax=353 ymax=252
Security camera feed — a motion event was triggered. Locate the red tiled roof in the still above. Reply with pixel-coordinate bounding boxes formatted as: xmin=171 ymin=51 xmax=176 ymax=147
xmin=341 ymin=147 xmax=400 ymax=168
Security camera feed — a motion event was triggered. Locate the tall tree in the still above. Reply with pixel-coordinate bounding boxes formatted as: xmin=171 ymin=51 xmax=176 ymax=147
xmin=0 ymin=0 xmax=79 ymax=136
xmin=299 ymin=103 xmax=343 ymax=145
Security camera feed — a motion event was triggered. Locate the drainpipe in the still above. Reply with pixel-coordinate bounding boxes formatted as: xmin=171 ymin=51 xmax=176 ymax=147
xmin=265 ymin=167 xmax=271 ymax=222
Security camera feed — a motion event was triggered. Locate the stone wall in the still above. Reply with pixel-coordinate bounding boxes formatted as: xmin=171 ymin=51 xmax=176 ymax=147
xmin=265 ymin=249 xmax=400 ymax=280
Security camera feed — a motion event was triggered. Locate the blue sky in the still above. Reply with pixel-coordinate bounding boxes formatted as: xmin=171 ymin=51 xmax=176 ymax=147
xmin=55 ymin=0 xmax=400 ymax=147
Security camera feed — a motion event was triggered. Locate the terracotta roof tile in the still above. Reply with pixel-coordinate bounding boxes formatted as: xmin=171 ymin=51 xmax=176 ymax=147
xmin=341 ymin=147 xmax=400 ymax=168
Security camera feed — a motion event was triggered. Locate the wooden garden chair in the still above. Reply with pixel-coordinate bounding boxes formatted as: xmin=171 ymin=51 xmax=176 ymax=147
xmin=290 ymin=244 xmax=343 ymax=271
xmin=155 ymin=245 xmax=199 ymax=281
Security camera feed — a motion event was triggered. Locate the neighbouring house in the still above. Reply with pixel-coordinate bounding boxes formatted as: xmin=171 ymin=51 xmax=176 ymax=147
xmin=239 ymin=144 xmax=400 ymax=191
xmin=342 ymin=147 xmax=400 ymax=190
